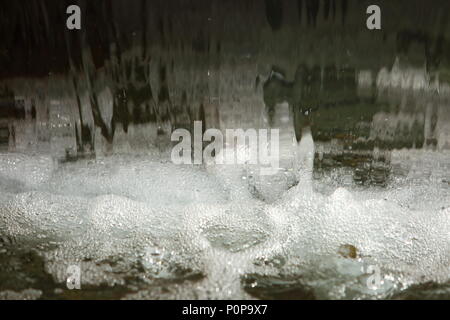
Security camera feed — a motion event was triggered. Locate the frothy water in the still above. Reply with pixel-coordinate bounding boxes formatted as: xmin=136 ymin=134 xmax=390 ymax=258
xmin=0 ymin=136 xmax=449 ymax=299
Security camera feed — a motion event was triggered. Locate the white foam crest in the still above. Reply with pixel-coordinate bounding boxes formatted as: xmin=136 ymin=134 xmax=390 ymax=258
xmin=43 ymin=156 xmax=229 ymax=206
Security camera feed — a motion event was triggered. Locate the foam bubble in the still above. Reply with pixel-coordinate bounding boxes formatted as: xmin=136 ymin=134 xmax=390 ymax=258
xmin=0 ymin=153 xmax=54 ymax=190
xmin=0 ymin=148 xmax=448 ymax=299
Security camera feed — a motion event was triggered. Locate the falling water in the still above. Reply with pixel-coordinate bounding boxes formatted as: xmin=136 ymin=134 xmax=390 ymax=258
xmin=295 ymin=126 xmax=315 ymax=191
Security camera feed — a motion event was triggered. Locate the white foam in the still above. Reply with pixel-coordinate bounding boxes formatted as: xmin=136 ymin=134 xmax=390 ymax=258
xmin=0 ymin=153 xmax=54 ymax=189
xmin=0 ymin=147 xmax=448 ymax=299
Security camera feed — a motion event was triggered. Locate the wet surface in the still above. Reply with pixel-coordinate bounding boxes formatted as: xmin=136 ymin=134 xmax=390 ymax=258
xmin=0 ymin=148 xmax=448 ymax=300
xmin=0 ymin=0 xmax=450 ymax=300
